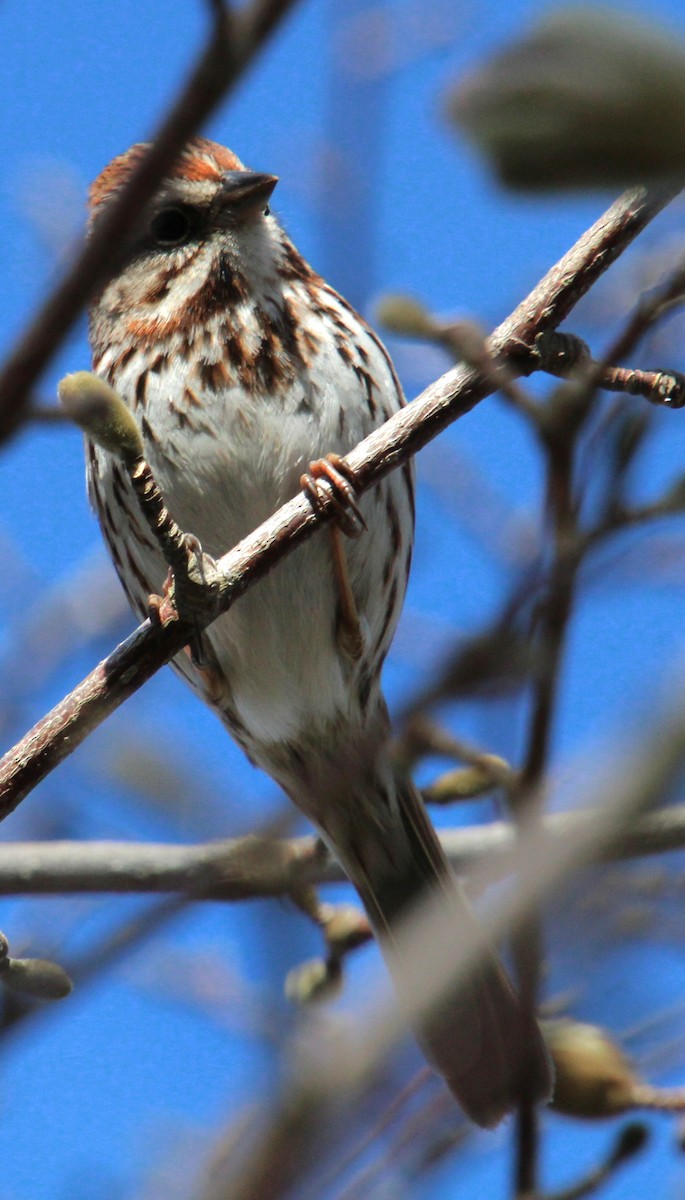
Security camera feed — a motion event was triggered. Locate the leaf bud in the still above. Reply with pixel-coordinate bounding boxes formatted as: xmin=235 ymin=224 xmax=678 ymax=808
xmin=59 ymin=371 xmax=143 ymax=463
xmin=284 ymin=957 xmax=342 ymax=1005
xmin=3 ymin=957 xmax=73 ymax=1001
xmin=545 ymin=1020 xmax=637 ymax=1118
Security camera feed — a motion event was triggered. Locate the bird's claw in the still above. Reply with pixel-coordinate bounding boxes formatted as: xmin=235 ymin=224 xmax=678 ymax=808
xmin=174 ymin=534 xmax=223 ymax=625
xmin=148 ymin=536 xmax=223 ymax=660
xmin=301 ymin=453 xmax=366 ymax=538
xmin=147 ymin=569 xmax=177 ymax=627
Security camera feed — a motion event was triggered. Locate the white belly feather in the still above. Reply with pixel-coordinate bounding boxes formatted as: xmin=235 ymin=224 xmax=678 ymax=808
xmin=90 ymin=297 xmax=411 ymax=748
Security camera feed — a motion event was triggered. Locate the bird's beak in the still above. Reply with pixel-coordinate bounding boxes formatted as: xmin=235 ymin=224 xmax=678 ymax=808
xmin=217 ymin=170 xmax=278 ymax=220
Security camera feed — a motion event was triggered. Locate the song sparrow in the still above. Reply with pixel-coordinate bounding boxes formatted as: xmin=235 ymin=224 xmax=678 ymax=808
xmin=86 ymin=137 xmax=551 ymax=1125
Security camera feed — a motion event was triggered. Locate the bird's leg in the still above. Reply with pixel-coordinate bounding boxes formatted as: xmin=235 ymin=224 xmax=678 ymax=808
xmin=183 ymin=638 xmax=231 ymax=705
xmin=146 ymin=537 xmax=220 ymax=669
xmin=301 ymin=453 xmax=367 ymax=660
xmin=330 ymin=526 xmax=364 ymax=659
xmin=147 ymin=572 xmax=228 ymax=703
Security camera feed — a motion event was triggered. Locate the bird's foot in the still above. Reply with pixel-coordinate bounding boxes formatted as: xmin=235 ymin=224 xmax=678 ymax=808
xmin=301 ymin=453 xmax=367 ymax=538
xmin=147 ymin=568 xmax=177 ymax=627
xmin=147 ymin=535 xmax=224 ymax=664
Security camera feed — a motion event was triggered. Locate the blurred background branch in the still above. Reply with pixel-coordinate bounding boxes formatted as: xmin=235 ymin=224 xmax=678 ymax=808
xmin=4 ymin=798 xmax=685 ymax=898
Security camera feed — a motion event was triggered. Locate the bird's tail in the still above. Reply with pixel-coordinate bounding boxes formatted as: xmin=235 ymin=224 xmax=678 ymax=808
xmin=291 ymin=734 xmax=553 ymax=1128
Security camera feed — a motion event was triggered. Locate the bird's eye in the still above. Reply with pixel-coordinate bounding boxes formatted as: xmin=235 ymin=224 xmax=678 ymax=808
xmin=149 ymin=207 xmax=193 ymax=248
xmin=264 ymin=205 xmax=271 ymax=216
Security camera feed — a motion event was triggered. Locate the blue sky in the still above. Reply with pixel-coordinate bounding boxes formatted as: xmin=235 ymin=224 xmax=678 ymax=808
xmin=4 ymin=1 xmax=685 ymax=1197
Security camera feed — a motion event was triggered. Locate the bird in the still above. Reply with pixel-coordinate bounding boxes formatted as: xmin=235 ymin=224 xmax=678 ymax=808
xmin=84 ymin=136 xmax=552 ymax=1126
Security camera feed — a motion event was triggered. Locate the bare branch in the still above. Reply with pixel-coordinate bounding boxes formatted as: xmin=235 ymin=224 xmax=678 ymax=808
xmin=533 ymin=331 xmax=685 ymax=408
xmin=1 ymin=802 xmax=684 ymax=898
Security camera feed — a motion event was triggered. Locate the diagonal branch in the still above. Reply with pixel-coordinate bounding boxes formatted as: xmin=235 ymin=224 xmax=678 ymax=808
xmin=0 ymin=183 xmax=679 ymax=822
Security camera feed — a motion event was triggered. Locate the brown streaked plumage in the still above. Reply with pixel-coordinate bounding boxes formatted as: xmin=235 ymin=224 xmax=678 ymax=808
xmin=86 ymin=136 xmax=552 ymax=1126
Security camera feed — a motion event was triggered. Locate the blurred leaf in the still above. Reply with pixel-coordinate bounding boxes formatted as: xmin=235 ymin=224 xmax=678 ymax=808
xmin=447 ymin=6 xmax=685 ymax=189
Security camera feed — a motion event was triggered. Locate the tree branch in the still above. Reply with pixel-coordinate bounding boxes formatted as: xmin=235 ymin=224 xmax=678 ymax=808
xmin=0 ymin=184 xmax=678 ymax=822
xmin=0 ymin=802 xmax=684 ymax=897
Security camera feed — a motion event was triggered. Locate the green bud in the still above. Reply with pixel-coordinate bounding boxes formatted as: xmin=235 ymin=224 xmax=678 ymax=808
xmin=424 ymin=759 xmax=511 ymax=804
xmin=322 ymin=905 xmax=370 ymax=952
xmin=545 ymin=1020 xmax=637 ymax=1117
xmin=58 ymin=372 xmax=143 ymax=463
xmin=284 ymin=957 xmax=342 ymax=1005
xmin=447 ymin=7 xmax=685 ymax=189
xmin=376 ymin=294 xmax=437 ymax=339
xmin=3 ymin=957 xmax=73 ymax=1001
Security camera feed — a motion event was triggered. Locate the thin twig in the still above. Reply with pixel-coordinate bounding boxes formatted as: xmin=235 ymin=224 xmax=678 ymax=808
xmin=540 ymin=1124 xmax=648 ymax=1200
xmin=399 ymin=716 xmax=516 ymax=788
xmin=534 ymin=332 xmax=685 ymax=408
xmin=26 ymin=407 xmax=70 ymax=424
xmin=513 ymin=366 xmax=581 ymax=1195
